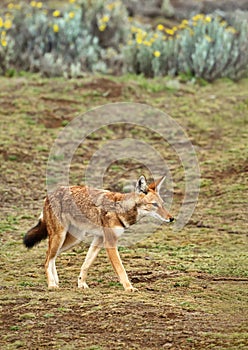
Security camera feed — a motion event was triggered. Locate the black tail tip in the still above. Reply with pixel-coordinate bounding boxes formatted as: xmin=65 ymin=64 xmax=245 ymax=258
xmin=23 ymin=234 xmax=35 ymax=249
xmin=23 ymin=220 xmax=48 ymax=249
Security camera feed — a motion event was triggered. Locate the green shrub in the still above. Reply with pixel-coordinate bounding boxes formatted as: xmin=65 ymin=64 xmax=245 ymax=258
xmin=124 ymin=14 xmax=248 ymax=81
xmin=0 ymin=3 xmax=248 ymax=80
xmin=0 ymin=0 xmax=129 ymax=77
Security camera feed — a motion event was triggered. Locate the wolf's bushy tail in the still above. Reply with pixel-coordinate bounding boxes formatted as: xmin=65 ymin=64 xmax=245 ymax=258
xmin=23 ymin=220 xmax=48 ymax=249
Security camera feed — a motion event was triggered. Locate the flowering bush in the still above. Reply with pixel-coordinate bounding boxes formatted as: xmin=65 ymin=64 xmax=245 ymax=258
xmin=0 ymin=2 xmax=248 ymax=80
xmin=124 ymin=14 xmax=248 ymax=81
xmin=0 ymin=0 xmax=129 ymax=76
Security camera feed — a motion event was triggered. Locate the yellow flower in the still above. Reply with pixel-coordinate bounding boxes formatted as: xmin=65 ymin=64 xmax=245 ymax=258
xmin=226 ymin=26 xmax=237 ymax=34
xmin=131 ymin=26 xmax=138 ymax=33
xmin=182 ymin=19 xmax=188 ymax=25
xmin=69 ymin=11 xmax=75 ymax=19
xmin=1 ymin=30 xmax=6 ymax=38
xmin=99 ymin=24 xmax=106 ymax=32
xmin=178 ymin=23 xmax=187 ymax=29
xmin=4 ymin=20 xmax=12 ymax=30
xmin=53 ymin=24 xmax=59 ymax=32
xmin=153 ymin=50 xmax=161 ymax=58
xmin=153 ymin=33 xmax=159 ymax=39
xmin=106 ymin=3 xmax=115 ymax=11
xmin=165 ymin=28 xmax=174 ymax=35
xmin=156 ymin=24 xmax=164 ymax=31
xmin=172 ymin=26 xmax=178 ymax=31
xmin=0 ymin=17 xmax=3 ymax=27
xmin=220 ymin=20 xmax=227 ymax=27
xmin=192 ymin=14 xmax=204 ymax=21
xmin=205 ymin=35 xmax=213 ymax=42
xmin=53 ymin=10 xmax=60 ymax=17
xmin=69 ymin=0 xmax=76 ymax=3
xmin=30 ymin=1 xmax=36 ymax=7
xmin=102 ymin=15 xmax=110 ymax=23
xmin=1 ymin=39 xmax=7 ymax=47
xmin=7 ymin=3 xmax=14 ymax=9
xmin=36 ymin=2 xmax=43 ymax=8
xmin=143 ymin=40 xmax=151 ymax=46
xmin=205 ymin=16 xmax=211 ymax=23
xmin=136 ymin=31 xmax=146 ymax=44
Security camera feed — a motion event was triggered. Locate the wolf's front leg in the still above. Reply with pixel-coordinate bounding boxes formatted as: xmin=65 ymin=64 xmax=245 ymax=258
xmin=104 ymin=228 xmax=137 ymax=292
xmin=105 ymin=246 xmax=137 ymax=292
xmin=78 ymin=236 xmax=103 ymax=289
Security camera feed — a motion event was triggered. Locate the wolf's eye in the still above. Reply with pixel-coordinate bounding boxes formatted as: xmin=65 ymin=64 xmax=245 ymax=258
xmin=152 ymin=202 xmax=159 ymax=208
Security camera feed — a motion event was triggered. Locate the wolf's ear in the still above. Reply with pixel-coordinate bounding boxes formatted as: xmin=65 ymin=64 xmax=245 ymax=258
xmin=135 ymin=175 xmax=148 ymax=194
xmin=148 ymin=175 xmax=166 ymax=193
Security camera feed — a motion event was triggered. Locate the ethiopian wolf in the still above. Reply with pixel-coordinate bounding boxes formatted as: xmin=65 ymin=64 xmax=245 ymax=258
xmin=23 ymin=175 xmax=174 ymax=291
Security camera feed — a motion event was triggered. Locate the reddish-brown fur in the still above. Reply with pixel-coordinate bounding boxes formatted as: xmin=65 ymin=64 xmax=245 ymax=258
xmin=24 ymin=175 xmax=174 ymax=291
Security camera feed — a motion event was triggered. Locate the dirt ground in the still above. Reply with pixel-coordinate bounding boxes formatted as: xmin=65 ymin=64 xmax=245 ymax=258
xmin=0 ymin=74 xmax=248 ymax=349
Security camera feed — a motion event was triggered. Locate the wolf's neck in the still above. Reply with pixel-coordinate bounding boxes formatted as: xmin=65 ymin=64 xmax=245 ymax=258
xmin=115 ymin=192 xmax=139 ymax=227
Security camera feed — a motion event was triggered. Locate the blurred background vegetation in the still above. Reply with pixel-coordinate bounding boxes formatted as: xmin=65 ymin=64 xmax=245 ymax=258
xmin=0 ymin=0 xmax=248 ymax=80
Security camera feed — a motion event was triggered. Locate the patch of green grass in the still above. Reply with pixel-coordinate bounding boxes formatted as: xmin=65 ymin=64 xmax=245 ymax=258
xmin=61 ymin=120 xmax=69 ymax=126
xmin=8 ymin=155 xmax=18 ymax=161
xmin=36 ymin=145 xmax=49 ymax=152
xmin=19 ymin=281 xmax=35 ymax=287
xmin=43 ymin=313 xmax=55 ymax=318
xmin=57 ymin=307 xmax=72 ymax=312
xmin=24 ymin=116 xmax=36 ymax=125
xmin=0 ymin=215 xmax=19 ymax=233
xmin=108 ymin=281 xmax=122 ymax=288
xmin=180 ymin=301 xmax=196 ymax=311
xmin=19 ymin=313 xmax=36 ymax=320
xmin=173 ymin=278 xmax=191 ymax=288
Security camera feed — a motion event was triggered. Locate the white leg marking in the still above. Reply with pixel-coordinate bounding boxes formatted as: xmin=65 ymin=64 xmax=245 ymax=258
xmin=47 ymin=258 xmax=58 ymax=288
xmin=78 ymin=236 xmax=103 ymax=289
xmin=47 ymin=229 xmax=67 ymax=289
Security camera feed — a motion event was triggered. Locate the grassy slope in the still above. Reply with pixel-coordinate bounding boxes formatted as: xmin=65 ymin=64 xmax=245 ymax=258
xmin=0 ymin=74 xmax=248 ymax=349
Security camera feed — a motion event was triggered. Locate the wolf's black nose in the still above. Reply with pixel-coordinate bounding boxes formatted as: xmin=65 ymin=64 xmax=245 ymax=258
xmin=170 ymin=217 xmax=174 ymax=222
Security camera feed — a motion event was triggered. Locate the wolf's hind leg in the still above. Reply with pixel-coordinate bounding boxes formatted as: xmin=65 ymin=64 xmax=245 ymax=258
xmin=45 ymin=227 xmax=67 ymax=289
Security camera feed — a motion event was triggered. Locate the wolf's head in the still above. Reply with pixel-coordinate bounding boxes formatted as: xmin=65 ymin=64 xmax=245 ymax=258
xmin=135 ymin=175 xmax=174 ymax=223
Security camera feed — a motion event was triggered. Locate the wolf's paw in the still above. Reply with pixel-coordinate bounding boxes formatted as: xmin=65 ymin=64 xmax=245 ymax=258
xmin=78 ymin=280 xmax=89 ymax=289
xmin=125 ymin=285 xmax=138 ymax=292
xmin=48 ymin=284 xmax=59 ymax=290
